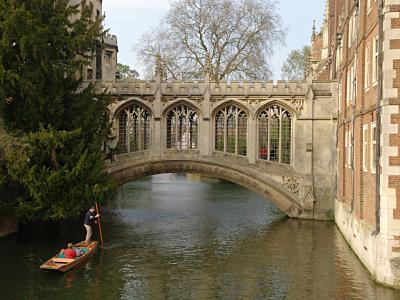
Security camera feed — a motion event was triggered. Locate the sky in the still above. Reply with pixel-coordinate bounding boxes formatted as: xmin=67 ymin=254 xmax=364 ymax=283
xmin=103 ymin=0 xmax=326 ymax=80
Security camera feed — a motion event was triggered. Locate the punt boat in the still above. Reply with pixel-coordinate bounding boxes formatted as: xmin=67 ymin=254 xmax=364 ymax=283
xmin=40 ymin=241 xmax=98 ymax=272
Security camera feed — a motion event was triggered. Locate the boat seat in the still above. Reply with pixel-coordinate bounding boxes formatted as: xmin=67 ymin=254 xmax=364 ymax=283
xmin=52 ymin=258 xmax=75 ymax=264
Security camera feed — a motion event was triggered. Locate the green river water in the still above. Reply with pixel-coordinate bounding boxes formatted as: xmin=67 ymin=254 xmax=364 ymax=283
xmin=0 ymin=173 xmax=400 ymax=299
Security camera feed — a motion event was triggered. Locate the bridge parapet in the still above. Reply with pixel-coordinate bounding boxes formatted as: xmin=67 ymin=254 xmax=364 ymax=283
xmin=99 ymin=79 xmax=312 ymax=97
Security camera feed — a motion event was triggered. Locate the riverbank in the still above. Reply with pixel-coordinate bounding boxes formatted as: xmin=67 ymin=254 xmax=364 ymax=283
xmin=0 ymin=216 xmax=18 ymax=238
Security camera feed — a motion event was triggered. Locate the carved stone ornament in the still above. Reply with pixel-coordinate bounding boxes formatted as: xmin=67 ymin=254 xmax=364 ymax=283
xmin=281 ymin=176 xmax=300 ymax=196
xmin=390 ymin=257 xmax=400 ymax=277
xmin=288 ymin=98 xmax=305 ymax=114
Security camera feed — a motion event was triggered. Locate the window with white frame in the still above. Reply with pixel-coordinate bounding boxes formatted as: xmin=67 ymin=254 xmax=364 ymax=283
xmin=346 ymin=69 xmax=351 ymax=105
xmin=363 ymin=124 xmax=368 ymax=171
xmin=348 ymin=128 xmax=353 ymax=168
xmin=340 ymin=38 xmax=343 ymax=62
xmin=348 ymin=13 xmax=353 ymax=47
xmin=351 ymin=64 xmax=356 ymax=102
xmin=373 ymin=36 xmax=379 ymax=84
xmin=345 ymin=127 xmax=353 ymax=168
xmin=371 ymin=122 xmax=376 ymax=172
xmin=352 ymin=10 xmax=357 ymax=42
xmin=336 ymin=45 xmax=341 ymax=71
xmin=336 ymin=39 xmax=343 ymax=71
xmin=365 ymin=43 xmax=370 ymax=90
xmin=345 ymin=128 xmax=348 ymax=166
xmin=348 ymin=10 xmax=357 ymax=48
xmin=338 ymin=81 xmax=342 ymax=112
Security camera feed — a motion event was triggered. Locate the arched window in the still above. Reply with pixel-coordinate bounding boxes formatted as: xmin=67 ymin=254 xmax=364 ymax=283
xmin=258 ymin=105 xmax=292 ymax=164
xmin=215 ymin=105 xmax=247 ymax=156
xmin=166 ymin=105 xmax=198 ymax=149
xmin=117 ymin=104 xmax=151 ymax=154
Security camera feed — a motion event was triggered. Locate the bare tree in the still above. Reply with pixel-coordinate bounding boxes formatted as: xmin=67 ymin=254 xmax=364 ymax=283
xmin=136 ymin=0 xmax=286 ymax=81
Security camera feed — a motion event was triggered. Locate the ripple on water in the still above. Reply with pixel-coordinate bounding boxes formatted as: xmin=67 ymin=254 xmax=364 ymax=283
xmin=1 ymin=174 xmax=400 ymax=299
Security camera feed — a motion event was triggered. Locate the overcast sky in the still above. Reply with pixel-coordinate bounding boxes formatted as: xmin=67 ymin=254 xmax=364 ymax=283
xmin=103 ymin=0 xmax=326 ymax=79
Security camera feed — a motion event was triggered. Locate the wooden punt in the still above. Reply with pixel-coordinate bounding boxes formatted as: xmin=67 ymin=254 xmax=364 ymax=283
xmin=40 ymin=241 xmax=98 ymax=272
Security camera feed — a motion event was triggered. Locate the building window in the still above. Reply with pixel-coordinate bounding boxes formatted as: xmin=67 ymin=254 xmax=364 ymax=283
xmin=373 ymin=36 xmax=379 ymax=84
xmin=348 ymin=9 xmax=357 ymax=48
xmin=348 ymin=13 xmax=353 ymax=47
xmin=345 ymin=127 xmax=353 ymax=168
xmin=258 ymin=105 xmax=292 ymax=164
xmin=351 ymin=63 xmax=356 ymax=103
xmin=87 ymin=68 xmax=93 ymax=80
xmin=352 ymin=10 xmax=357 ymax=42
xmin=105 ymin=51 xmax=113 ymax=64
xmin=167 ymin=105 xmax=198 ymax=150
xmin=365 ymin=43 xmax=370 ymax=90
xmin=336 ymin=39 xmax=343 ymax=72
xmin=95 ymin=44 xmax=102 ymax=80
xmin=371 ymin=121 xmax=377 ymax=172
xmin=215 ymin=105 xmax=247 ymax=156
xmin=363 ymin=124 xmax=368 ymax=171
xmin=346 ymin=68 xmax=351 ymax=105
xmin=345 ymin=128 xmax=348 ymax=166
xmin=117 ymin=104 xmax=151 ymax=154
xmin=338 ymin=81 xmax=342 ymax=112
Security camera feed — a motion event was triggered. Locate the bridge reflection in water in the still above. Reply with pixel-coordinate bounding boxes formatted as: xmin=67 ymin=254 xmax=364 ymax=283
xmin=108 ymin=174 xmax=400 ymax=299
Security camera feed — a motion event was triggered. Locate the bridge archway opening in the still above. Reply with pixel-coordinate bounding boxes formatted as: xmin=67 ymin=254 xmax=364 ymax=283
xmin=109 ymin=160 xmax=306 ymax=219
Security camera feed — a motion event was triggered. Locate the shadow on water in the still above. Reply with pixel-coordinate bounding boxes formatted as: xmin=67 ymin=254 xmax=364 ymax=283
xmin=0 ymin=173 xmax=400 ymax=299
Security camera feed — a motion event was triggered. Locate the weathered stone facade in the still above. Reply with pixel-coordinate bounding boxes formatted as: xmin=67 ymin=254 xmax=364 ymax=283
xmin=69 ymin=0 xmax=118 ymax=82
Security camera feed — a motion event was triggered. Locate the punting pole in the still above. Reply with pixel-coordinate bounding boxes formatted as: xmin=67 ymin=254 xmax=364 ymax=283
xmin=95 ymin=202 xmax=104 ymax=248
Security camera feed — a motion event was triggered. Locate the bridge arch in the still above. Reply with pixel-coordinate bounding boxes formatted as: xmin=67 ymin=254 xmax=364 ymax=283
xmin=107 ymin=158 xmax=310 ymax=219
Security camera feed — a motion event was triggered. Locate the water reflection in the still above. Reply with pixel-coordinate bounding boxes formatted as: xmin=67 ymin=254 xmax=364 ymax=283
xmin=0 ymin=173 xmax=400 ymax=299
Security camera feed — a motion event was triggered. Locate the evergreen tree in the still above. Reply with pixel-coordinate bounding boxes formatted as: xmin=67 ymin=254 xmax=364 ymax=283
xmin=117 ymin=63 xmax=139 ymax=80
xmin=0 ymin=0 xmax=115 ymax=221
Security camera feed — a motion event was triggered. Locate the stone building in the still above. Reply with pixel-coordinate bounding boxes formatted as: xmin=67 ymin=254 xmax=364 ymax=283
xmin=311 ymin=0 xmax=400 ymax=288
xmin=69 ymin=0 xmax=118 ymax=82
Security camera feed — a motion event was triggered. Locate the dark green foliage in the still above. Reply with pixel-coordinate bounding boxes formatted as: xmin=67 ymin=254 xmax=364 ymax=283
xmin=0 ymin=0 xmax=115 ymax=221
xmin=0 ymin=125 xmax=23 ymax=215
xmin=117 ymin=63 xmax=139 ymax=80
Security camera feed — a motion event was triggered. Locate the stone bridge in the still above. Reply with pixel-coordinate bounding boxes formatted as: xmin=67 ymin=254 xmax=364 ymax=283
xmin=101 ymin=71 xmax=337 ymax=220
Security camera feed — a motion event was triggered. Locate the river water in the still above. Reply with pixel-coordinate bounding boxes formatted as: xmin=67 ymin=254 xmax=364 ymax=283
xmin=1 ymin=173 xmax=400 ymax=299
